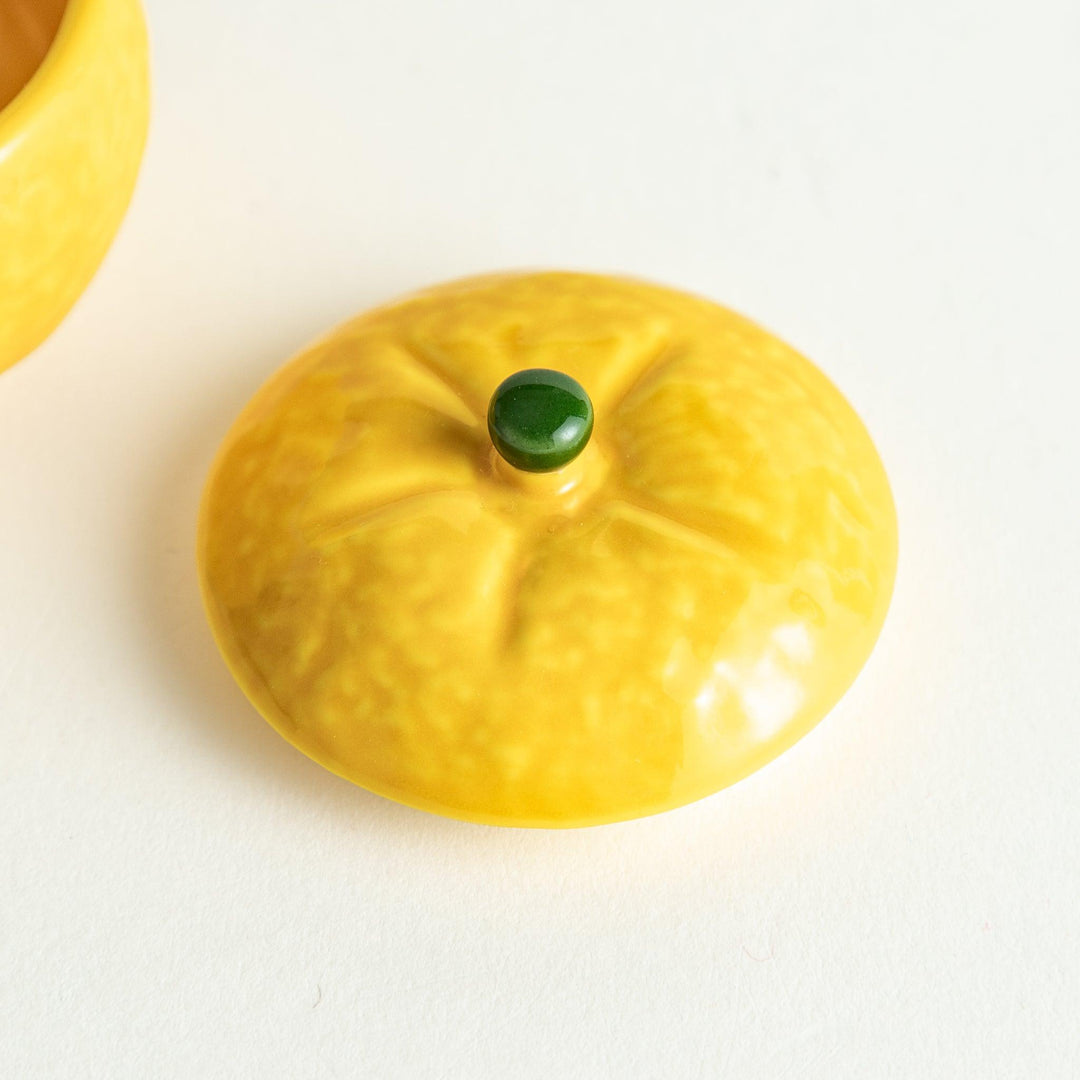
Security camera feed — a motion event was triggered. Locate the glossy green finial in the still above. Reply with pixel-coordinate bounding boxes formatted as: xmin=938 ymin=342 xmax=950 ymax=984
xmin=487 ymin=369 xmax=594 ymax=473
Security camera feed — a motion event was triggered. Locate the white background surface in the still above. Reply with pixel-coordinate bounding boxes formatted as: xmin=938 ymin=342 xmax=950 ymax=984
xmin=2 ymin=0 xmax=1078 ymax=1075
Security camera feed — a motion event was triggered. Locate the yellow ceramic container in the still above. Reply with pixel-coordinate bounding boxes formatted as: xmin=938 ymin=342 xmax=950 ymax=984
xmin=199 ymin=272 xmax=898 ymax=828
xmin=0 ymin=0 xmax=150 ymax=375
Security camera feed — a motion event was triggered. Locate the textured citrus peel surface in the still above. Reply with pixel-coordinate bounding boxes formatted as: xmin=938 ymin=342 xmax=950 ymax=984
xmin=199 ymin=272 xmax=897 ymax=827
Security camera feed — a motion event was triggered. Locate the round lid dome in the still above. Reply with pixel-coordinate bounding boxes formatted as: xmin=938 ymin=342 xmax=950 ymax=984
xmin=198 ymin=271 xmax=897 ymax=827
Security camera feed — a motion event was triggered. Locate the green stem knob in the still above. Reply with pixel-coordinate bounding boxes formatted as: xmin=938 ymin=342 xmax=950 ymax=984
xmin=487 ymin=369 xmax=594 ymax=473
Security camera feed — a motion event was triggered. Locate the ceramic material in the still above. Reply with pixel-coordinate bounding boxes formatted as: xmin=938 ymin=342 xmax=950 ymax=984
xmin=487 ymin=368 xmax=594 ymax=472
xmin=0 ymin=0 xmax=150 ymax=375
xmin=199 ymin=272 xmax=898 ymax=828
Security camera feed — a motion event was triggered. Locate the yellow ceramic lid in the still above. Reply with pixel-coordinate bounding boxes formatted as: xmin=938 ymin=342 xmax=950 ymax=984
xmin=198 ymin=272 xmax=897 ymax=827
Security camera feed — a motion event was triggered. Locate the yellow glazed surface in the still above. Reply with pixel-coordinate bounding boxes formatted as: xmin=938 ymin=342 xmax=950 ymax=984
xmin=0 ymin=0 xmax=150 ymax=375
xmin=199 ymin=272 xmax=898 ymax=827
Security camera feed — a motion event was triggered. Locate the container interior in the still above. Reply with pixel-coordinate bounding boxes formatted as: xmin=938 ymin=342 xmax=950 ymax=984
xmin=0 ymin=0 xmax=68 ymax=113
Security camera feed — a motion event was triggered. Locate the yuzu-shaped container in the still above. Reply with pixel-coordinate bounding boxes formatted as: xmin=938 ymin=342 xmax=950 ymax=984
xmin=0 ymin=0 xmax=150 ymax=375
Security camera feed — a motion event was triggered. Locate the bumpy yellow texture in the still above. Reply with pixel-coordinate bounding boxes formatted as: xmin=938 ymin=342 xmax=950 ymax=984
xmin=199 ymin=273 xmax=898 ymax=827
xmin=0 ymin=0 xmax=150 ymax=374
